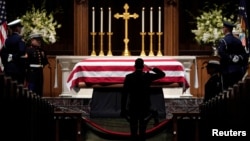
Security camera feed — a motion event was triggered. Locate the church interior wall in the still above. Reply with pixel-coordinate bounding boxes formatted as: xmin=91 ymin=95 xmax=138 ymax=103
xmin=6 ymin=0 xmax=240 ymax=56
xmin=5 ymin=0 xmax=244 ymax=98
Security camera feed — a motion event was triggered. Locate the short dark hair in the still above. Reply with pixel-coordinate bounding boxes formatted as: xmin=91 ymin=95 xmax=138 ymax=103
xmin=135 ymin=58 xmax=144 ymax=69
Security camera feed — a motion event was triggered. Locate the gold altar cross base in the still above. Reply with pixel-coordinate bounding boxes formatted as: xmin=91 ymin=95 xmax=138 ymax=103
xmin=114 ymin=3 xmax=139 ymax=56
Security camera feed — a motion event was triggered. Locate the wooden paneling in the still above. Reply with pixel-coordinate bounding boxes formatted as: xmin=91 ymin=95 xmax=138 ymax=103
xmin=43 ymin=56 xmax=62 ymax=97
xmin=164 ymin=0 xmax=179 ymax=55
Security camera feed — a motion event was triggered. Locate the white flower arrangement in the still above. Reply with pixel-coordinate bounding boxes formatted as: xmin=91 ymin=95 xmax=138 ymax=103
xmin=191 ymin=8 xmax=235 ymax=46
xmin=20 ymin=6 xmax=61 ymax=44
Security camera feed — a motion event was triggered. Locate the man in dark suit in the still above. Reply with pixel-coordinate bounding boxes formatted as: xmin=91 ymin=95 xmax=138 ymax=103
xmin=120 ymin=58 xmax=165 ymax=141
xmin=0 ymin=19 xmax=27 ymax=84
xmin=218 ymin=21 xmax=248 ymax=90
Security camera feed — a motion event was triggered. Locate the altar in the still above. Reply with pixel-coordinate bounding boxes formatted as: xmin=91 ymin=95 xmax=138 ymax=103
xmin=56 ymin=56 xmax=197 ymax=98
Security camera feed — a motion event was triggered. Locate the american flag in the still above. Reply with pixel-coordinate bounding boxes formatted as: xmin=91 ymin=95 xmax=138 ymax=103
xmin=66 ymin=58 xmax=189 ymax=92
xmin=0 ymin=0 xmax=7 ymax=72
xmin=238 ymin=0 xmax=249 ymax=53
xmin=0 ymin=0 xmax=7 ymax=50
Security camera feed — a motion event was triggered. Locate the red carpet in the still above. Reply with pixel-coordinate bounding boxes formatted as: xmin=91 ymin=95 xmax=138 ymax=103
xmin=82 ymin=117 xmax=172 ymax=140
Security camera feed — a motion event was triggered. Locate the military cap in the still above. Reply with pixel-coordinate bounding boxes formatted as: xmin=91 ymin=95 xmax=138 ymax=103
xmin=223 ymin=21 xmax=235 ymax=29
xmin=29 ymin=33 xmax=42 ymax=39
xmin=206 ymin=60 xmax=220 ymax=68
xmin=7 ymin=19 xmax=22 ymax=28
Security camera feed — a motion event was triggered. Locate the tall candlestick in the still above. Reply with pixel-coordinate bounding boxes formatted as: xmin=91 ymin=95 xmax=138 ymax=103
xmin=142 ymin=7 xmax=145 ymax=32
xmin=100 ymin=7 xmax=103 ymax=32
xmin=108 ymin=7 xmax=111 ymax=32
xmin=150 ymin=7 xmax=153 ymax=32
xmin=158 ymin=7 xmax=161 ymax=32
xmin=92 ymin=7 xmax=95 ymax=32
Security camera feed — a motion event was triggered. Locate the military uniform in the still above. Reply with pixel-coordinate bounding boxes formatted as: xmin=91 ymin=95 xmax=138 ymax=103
xmin=203 ymin=60 xmax=223 ymax=102
xmin=0 ymin=19 xmax=27 ymax=84
xmin=26 ymin=34 xmax=48 ymax=97
xmin=218 ymin=21 xmax=248 ymax=90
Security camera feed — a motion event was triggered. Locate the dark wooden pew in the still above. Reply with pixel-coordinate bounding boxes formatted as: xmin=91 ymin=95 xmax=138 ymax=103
xmin=199 ymin=76 xmax=250 ymax=139
xmin=0 ymin=72 xmax=55 ymax=141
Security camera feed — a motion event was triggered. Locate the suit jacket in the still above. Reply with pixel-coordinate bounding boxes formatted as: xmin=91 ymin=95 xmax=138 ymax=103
xmin=121 ymin=67 xmax=165 ymax=115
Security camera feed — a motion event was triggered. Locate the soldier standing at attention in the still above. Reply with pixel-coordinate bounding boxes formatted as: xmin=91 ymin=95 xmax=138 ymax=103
xmin=203 ymin=60 xmax=223 ymax=102
xmin=26 ymin=33 xmax=48 ymax=97
xmin=0 ymin=19 xmax=27 ymax=85
xmin=218 ymin=21 xmax=248 ymax=90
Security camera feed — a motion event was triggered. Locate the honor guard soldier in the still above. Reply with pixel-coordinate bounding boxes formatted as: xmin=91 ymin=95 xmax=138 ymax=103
xmin=203 ymin=60 xmax=223 ymax=102
xmin=0 ymin=19 xmax=27 ymax=84
xmin=26 ymin=33 xmax=49 ymax=97
xmin=218 ymin=21 xmax=248 ymax=90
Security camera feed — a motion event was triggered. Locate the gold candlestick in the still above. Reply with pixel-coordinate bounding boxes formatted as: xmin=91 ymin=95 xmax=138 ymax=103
xmin=90 ymin=32 xmax=97 ymax=56
xmin=99 ymin=32 xmax=105 ymax=56
xmin=148 ymin=32 xmax=155 ymax=56
xmin=140 ymin=32 xmax=146 ymax=56
xmin=156 ymin=32 xmax=163 ymax=56
xmin=106 ymin=32 xmax=113 ymax=56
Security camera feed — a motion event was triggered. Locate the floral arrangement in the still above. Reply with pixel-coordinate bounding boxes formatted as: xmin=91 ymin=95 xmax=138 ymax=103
xmin=191 ymin=8 xmax=235 ymax=46
xmin=20 ymin=6 xmax=62 ymax=44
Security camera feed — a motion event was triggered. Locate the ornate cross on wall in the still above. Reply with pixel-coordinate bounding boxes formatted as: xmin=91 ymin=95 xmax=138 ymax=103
xmin=114 ymin=3 xmax=139 ymax=56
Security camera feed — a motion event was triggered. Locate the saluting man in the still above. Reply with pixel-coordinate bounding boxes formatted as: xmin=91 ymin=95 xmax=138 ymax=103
xmin=121 ymin=58 xmax=165 ymax=141
xmin=26 ymin=33 xmax=49 ymax=97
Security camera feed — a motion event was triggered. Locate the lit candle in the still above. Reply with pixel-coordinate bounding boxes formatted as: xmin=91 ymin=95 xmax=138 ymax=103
xmin=142 ymin=7 xmax=145 ymax=32
xmin=158 ymin=7 xmax=161 ymax=32
xmin=100 ymin=7 xmax=103 ymax=32
xmin=150 ymin=7 xmax=153 ymax=32
xmin=108 ymin=7 xmax=111 ymax=32
xmin=92 ymin=7 xmax=95 ymax=32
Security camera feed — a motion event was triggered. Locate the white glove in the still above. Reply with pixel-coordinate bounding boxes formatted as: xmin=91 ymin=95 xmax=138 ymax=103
xmin=7 ymin=54 xmax=13 ymax=62
xmin=232 ymin=55 xmax=239 ymax=63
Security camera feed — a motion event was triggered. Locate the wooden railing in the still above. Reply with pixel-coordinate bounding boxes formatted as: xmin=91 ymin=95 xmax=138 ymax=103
xmin=0 ymin=73 xmax=55 ymax=141
xmin=199 ymin=76 xmax=250 ymax=139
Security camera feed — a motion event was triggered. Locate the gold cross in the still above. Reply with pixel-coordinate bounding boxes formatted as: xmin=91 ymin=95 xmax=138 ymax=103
xmin=114 ymin=3 xmax=139 ymax=56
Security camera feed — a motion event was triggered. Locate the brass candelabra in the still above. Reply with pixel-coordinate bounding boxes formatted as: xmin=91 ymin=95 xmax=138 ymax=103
xmin=156 ymin=32 xmax=163 ymax=56
xmin=148 ymin=32 xmax=155 ymax=56
xmin=140 ymin=32 xmax=146 ymax=56
xmin=98 ymin=32 xmax=105 ymax=56
xmin=90 ymin=32 xmax=97 ymax=56
xmin=106 ymin=32 xmax=113 ymax=56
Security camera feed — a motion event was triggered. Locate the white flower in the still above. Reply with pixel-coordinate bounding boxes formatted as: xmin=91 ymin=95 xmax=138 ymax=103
xmin=191 ymin=8 xmax=235 ymax=46
xmin=20 ymin=6 xmax=61 ymax=44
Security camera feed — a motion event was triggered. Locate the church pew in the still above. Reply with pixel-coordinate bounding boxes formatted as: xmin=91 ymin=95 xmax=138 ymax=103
xmin=0 ymin=73 xmax=4 ymax=97
xmin=199 ymin=76 xmax=250 ymax=135
xmin=0 ymin=73 xmax=55 ymax=141
xmin=189 ymin=74 xmax=249 ymax=140
xmin=238 ymin=77 xmax=250 ymax=129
